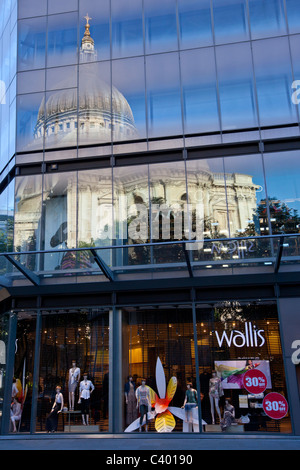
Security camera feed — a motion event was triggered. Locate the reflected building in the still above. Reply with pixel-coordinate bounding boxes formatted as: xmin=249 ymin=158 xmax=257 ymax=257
xmin=33 ymin=16 xmax=138 ymax=149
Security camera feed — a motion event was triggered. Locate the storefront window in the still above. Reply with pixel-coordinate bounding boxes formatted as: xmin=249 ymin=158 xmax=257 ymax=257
xmin=10 ymin=311 xmax=36 ymax=433
xmin=0 ymin=313 xmax=9 ymax=431
xmin=122 ymin=306 xmax=196 ymax=433
xmin=196 ymin=301 xmax=291 ymax=433
xmin=122 ymin=301 xmax=291 ymax=434
xmin=36 ymin=309 xmax=109 ymax=433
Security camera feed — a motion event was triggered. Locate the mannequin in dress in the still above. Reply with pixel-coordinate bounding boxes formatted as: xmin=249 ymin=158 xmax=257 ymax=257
xmin=78 ymin=373 xmax=95 ymax=425
xmin=124 ymin=375 xmax=137 ymax=426
xmin=68 ymin=360 xmax=80 ymax=411
xmin=209 ymin=370 xmax=223 ymax=424
xmin=46 ymin=385 xmax=64 ymax=432
xmin=136 ymin=379 xmax=151 ymax=432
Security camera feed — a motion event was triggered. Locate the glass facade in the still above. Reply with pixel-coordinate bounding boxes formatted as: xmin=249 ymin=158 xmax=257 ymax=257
xmin=0 ymin=0 xmax=299 ymax=438
xmin=13 ymin=0 xmax=300 ymax=158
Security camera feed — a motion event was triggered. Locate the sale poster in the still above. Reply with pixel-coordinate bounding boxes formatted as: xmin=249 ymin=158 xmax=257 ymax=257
xmin=214 ymin=359 xmax=272 ymax=389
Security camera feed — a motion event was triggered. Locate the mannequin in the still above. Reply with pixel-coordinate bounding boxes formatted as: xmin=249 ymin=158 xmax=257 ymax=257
xmin=135 ymin=379 xmax=151 ymax=432
xmin=221 ymin=398 xmax=235 ymax=431
xmin=182 ymin=382 xmax=197 ymax=423
xmin=209 ymin=370 xmax=223 ymax=424
xmin=46 ymin=385 xmax=64 ymax=432
xmin=124 ymin=375 xmax=137 ymax=426
xmin=68 ymin=360 xmax=80 ymax=411
xmin=78 ymin=373 xmax=95 ymax=425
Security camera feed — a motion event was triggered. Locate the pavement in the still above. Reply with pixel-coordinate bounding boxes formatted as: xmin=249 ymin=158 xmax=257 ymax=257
xmin=0 ymin=433 xmax=300 ymax=451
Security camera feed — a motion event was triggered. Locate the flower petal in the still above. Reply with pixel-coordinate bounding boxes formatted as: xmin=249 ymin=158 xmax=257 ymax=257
xmin=166 ymin=376 xmax=177 ymax=402
xmin=147 ymin=386 xmax=158 ymax=407
xmin=155 ymin=357 xmax=166 ymax=399
xmin=155 ymin=410 xmax=176 ymax=433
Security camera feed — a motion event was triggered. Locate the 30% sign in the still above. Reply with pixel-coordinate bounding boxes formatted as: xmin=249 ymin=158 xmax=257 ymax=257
xmin=263 ymin=392 xmax=289 ymax=420
xmin=243 ymin=369 xmax=267 ymax=394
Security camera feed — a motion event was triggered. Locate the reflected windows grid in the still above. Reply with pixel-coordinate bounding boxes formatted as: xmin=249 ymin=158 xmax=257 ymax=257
xmin=212 ymin=0 xmax=249 ymax=45
xmin=178 ymin=0 xmax=213 ymax=49
xmin=111 ymin=0 xmax=144 ymax=59
xmin=47 ymin=12 xmax=78 ymax=68
xmin=144 ymin=0 xmax=178 ymax=54
xmin=17 ymin=16 xmax=46 ymax=71
xmin=248 ymin=0 xmax=287 ymax=39
xmin=112 ymin=57 xmax=146 ymax=142
xmin=146 ymin=52 xmax=183 ymax=139
xmin=180 ymin=48 xmax=220 ymax=135
xmin=252 ymin=37 xmax=297 ymax=127
xmin=216 ymin=42 xmax=258 ymax=131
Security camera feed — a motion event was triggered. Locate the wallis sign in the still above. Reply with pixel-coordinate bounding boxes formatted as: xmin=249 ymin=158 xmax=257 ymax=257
xmin=215 ymin=322 xmax=265 ymax=348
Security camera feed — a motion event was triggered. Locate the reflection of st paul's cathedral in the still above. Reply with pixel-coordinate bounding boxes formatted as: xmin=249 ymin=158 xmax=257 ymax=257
xmin=33 ymin=15 xmax=138 ymax=147
xmin=14 ymin=17 xmax=260 ymax=267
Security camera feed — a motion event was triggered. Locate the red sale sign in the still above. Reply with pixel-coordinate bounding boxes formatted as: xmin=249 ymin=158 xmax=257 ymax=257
xmin=243 ymin=368 xmax=267 ymax=394
xmin=263 ymin=392 xmax=289 ymax=420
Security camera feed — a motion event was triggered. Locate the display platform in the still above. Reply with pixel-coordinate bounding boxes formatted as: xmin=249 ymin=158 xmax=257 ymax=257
xmin=64 ymin=425 xmax=100 ymax=433
xmin=204 ymin=424 xmax=245 ymax=433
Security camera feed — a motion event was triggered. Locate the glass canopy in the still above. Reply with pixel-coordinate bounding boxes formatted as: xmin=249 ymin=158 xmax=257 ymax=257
xmin=0 ymin=234 xmax=298 ymax=289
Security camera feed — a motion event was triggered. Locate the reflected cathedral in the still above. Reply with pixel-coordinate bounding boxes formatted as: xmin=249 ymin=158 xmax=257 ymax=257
xmin=14 ymin=16 xmax=260 ymax=269
xmin=33 ymin=15 xmax=138 ymax=148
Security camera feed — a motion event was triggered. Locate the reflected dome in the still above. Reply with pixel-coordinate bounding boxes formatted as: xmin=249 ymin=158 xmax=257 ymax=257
xmin=33 ymin=15 xmax=138 ymax=148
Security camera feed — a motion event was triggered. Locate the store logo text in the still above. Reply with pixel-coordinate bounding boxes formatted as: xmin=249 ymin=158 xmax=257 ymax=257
xmin=215 ymin=322 xmax=265 ymax=348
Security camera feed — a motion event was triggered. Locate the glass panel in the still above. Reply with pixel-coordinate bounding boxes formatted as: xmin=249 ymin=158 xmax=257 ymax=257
xmin=48 ymin=0 xmax=78 ymax=15
xmin=216 ymin=42 xmax=258 ymax=131
xmin=248 ymin=0 xmax=287 ymax=39
xmin=17 ymin=70 xmax=45 ymax=95
xmin=252 ymin=37 xmax=297 ymax=127
xmin=0 ymin=313 xmax=9 ymax=431
xmin=289 ymin=34 xmax=300 ymax=86
xmin=14 ymin=175 xmax=43 ymax=265
xmin=149 ymin=161 xmax=187 ymax=263
xmin=0 ymin=182 xmax=14 ymax=275
xmin=18 ymin=17 xmax=46 ymax=71
xmin=178 ymin=0 xmax=213 ymax=49
xmin=113 ymin=164 xmax=150 ymax=267
xmin=212 ymin=0 xmax=249 ymax=45
xmin=79 ymin=0 xmax=110 ymax=61
xmin=37 ymin=309 xmax=109 ymax=433
xmin=180 ymin=48 xmax=220 ymax=135
xmin=186 ymin=157 xmax=229 ymax=240
xmin=47 ymin=12 xmax=78 ymax=68
xmin=146 ymin=52 xmax=183 ymax=139
xmin=197 ymin=301 xmax=291 ymax=433
xmin=78 ymin=168 xmax=113 ymax=268
xmin=18 ymin=0 xmax=47 ymax=18
xmin=263 ymin=151 xmax=300 ymax=236
xmin=122 ymin=306 xmax=196 ymax=433
xmin=44 ymin=88 xmax=77 ymax=150
xmin=286 ymin=0 xmax=300 ymax=34
xmin=111 ymin=0 xmax=143 ymax=59
xmin=46 ymin=65 xmax=77 ymax=91
xmin=11 ymin=311 xmax=36 ymax=433
xmin=144 ymin=0 xmax=178 ymax=54
xmin=78 ymin=61 xmax=111 ymax=147
xmin=112 ymin=57 xmax=146 ymax=142
xmin=42 ymin=172 xmax=77 ymax=271
xmin=223 ymin=154 xmax=268 ymax=237
xmin=17 ymin=93 xmax=44 ymax=152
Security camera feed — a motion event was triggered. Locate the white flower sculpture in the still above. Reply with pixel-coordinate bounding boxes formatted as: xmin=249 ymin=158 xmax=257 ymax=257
xmin=124 ymin=357 xmax=203 ymax=433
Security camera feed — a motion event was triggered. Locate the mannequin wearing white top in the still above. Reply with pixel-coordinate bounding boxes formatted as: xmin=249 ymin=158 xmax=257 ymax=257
xmin=68 ymin=361 xmax=80 ymax=411
xmin=78 ymin=374 xmax=95 ymax=425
